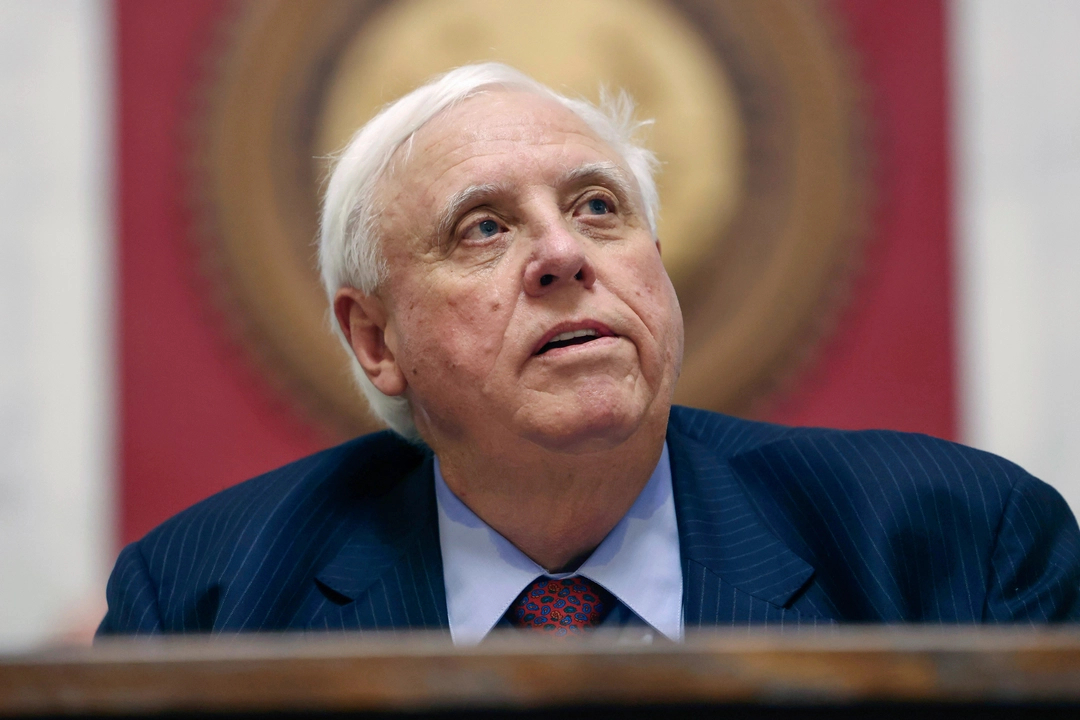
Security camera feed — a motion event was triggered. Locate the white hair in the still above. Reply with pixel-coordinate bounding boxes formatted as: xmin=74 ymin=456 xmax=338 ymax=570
xmin=318 ymin=62 xmax=660 ymax=439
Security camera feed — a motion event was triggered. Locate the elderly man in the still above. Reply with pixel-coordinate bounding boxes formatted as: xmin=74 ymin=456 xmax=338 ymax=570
xmin=99 ymin=64 xmax=1080 ymax=641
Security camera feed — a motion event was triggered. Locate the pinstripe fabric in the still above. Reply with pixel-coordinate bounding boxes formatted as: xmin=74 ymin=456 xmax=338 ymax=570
xmin=98 ymin=431 xmax=448 ymax=635
xmin=669 ymin=410 xmax=1080 ymax=624
xmin=98 ymin=407 xmax=1080 ymax=637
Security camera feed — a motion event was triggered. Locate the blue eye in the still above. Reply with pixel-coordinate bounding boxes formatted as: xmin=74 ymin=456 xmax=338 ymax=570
xmin=587 ymin=198 xmax=610 ymax=215
xmin=477 ymin=219 xmax=500 ymax=237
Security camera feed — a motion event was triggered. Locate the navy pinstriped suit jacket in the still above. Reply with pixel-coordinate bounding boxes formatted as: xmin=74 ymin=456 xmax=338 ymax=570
xmin=98 ymin=406 xmax=1080 ymax=635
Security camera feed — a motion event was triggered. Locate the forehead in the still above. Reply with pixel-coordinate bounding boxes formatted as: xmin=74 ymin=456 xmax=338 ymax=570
xmin=379 ymin=90 xmax=625 ymax=209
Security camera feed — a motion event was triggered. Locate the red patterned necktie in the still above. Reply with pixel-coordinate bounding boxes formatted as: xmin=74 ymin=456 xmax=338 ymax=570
xmin=506 ymin=576 xmax=615 ymax=636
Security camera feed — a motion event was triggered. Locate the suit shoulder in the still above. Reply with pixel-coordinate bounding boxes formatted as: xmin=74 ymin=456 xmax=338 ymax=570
xmin=668 ymin=409 xmax=1077 ymax=621
xmin=760 ymin=427 xmax=1029 ymax=493
xmin=106 ymin=430 xmax=430 ymax=632
xmin=133 ymin=431 xmax=426 ymax=559
xmin=669 ymin=406 xmax=1033 ymax=499
xmin=728 ymin=425 xmax=1037 ymax=548
xmin=668 ymin=405 xmax=811 ymax=455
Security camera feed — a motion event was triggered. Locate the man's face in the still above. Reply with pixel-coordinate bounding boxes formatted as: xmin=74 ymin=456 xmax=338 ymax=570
xmin=372 ymin=90 xmax=683 ymax=454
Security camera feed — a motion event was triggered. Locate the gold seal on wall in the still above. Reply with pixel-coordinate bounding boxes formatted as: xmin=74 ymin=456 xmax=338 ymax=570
xmin=194 ymin=0 xmax=867 ymax=438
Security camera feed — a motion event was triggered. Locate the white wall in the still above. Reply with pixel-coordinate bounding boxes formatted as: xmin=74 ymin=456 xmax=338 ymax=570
xmin=953 ymin=0 xmax=1080 ymax=515
xmin=0 ymin=0 xmax=113 ymax=649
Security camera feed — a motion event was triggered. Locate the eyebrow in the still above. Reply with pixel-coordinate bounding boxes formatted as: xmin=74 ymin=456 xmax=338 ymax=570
xmin=557 ymin=161 xmax=637 ymax=203
xmin=434 ymin=182 xmax=510 ymax=244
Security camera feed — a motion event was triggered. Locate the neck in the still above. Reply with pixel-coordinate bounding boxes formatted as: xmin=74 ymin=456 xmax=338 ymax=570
xmin=432 ymin=414 xmax=668 ymax=573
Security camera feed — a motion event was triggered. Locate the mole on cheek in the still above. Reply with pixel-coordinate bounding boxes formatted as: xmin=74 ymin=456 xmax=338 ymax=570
xmin=491 ymin=301 xmax=501 ymax=312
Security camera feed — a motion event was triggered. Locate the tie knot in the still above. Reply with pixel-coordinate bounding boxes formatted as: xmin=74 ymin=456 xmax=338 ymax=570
xmin=506 ymin=576 xmax=614 ymax=636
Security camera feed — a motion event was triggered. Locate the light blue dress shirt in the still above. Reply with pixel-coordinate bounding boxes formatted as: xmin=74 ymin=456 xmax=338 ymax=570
xmin=433 ymin=442 xmax=683 ymax=645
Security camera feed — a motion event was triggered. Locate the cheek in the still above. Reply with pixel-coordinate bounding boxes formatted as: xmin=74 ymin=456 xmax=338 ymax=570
xmin=619 ymin=247 xmax=680 ymax=327
xmin=396 ymin=274 xmax=515 ymax=385
xmin=607 ymin=245 xmax=684 ymax=374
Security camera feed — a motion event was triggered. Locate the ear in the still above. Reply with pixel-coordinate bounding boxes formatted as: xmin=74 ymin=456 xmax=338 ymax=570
xmin=333 ymin=288 xmax=408 ymax=396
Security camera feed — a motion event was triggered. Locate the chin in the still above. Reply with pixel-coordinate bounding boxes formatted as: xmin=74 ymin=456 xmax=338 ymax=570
xmin=519 ymin=396 xmax=648 ymax=455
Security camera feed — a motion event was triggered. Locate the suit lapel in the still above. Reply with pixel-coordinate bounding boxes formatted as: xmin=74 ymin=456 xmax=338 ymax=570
xmin=310 ymin=453 xmax=449 ymax=632
xmin=308 ymin=414 xmax=823 ymax=631
xmin=667 ymin=424 xmax=818 ymax=627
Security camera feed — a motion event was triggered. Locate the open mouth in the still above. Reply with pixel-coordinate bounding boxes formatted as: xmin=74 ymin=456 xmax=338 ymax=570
xmin=535 ymin=328 xmax=612 ymax=355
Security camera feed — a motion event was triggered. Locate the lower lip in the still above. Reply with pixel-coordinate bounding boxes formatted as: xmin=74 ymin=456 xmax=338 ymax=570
xmin=535 ymin=335 xmax=620 ymax=359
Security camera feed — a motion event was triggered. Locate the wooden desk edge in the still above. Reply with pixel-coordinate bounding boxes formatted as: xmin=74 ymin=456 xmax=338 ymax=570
xmin=2 ymin=627 xmax=1079 ymax=715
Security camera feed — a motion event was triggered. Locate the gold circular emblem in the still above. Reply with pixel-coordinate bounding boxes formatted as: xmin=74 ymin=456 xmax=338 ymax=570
xmin=195 ymin=0 xmax=867 ymax=438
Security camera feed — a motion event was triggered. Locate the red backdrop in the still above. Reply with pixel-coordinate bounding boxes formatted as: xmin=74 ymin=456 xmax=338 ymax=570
xmin=117 ymin=0 xmax=956 ymax=545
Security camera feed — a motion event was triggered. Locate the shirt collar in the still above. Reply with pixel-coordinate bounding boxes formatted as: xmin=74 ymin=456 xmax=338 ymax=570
xmin=434 ymin=443 xmax=683 ymax=645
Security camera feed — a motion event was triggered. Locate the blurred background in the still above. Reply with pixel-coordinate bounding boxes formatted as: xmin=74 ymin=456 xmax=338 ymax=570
xmin=2 ymin=0 xmax=1079 ymax=650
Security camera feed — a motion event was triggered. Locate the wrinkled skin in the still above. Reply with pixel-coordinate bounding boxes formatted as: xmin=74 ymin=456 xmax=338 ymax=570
xmin=335 ymin=90 xmax=684 ymax=570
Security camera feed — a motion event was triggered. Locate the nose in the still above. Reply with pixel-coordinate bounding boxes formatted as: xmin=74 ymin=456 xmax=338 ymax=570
xmin=523 ymin=222 xmax=596 ymax=296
